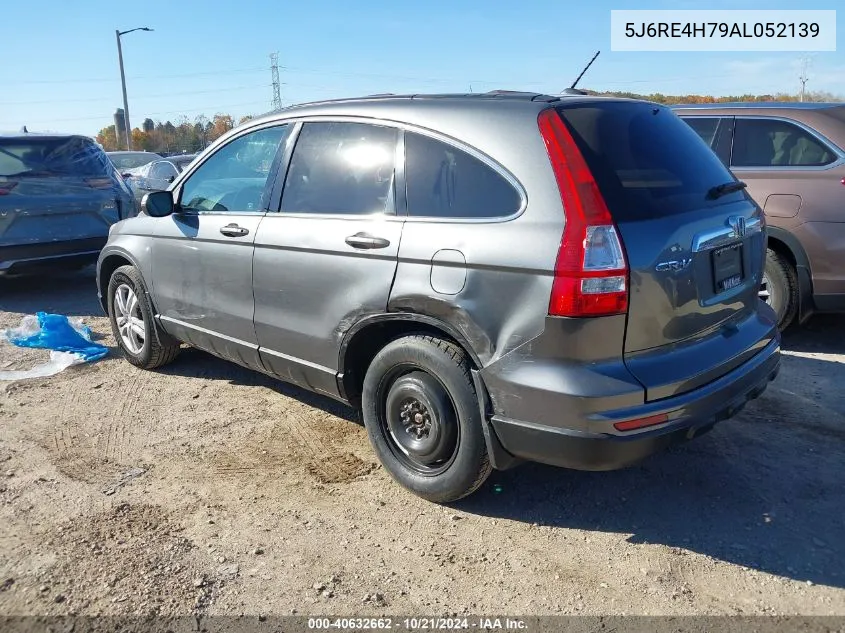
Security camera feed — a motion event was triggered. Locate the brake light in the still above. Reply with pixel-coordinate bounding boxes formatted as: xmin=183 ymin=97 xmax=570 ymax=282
xmin=0 ymin=181 xmax=17 ymax=195
xmin=538 ymin=109 xmax=629 ymax=317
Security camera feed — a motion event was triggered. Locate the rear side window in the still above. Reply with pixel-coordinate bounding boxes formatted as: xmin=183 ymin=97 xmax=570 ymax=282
xmin=405 ymin=132 xmax=521 ymax=219
xmin=0 ymin=137 xmax=110 ymax=177
xmin=281 ymin=122 xmax=398 ymax=215
xmin=683 ymin=117 xmax=720 ymax=147
xmin=557 ymin=103 xmax=742 ymax=221
xmin=732 ymin=118 xmax=837 ymax=167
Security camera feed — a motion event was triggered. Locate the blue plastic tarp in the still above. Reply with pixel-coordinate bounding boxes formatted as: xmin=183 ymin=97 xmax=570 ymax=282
xmin=4 ymin=312 xmax=108 ymax=362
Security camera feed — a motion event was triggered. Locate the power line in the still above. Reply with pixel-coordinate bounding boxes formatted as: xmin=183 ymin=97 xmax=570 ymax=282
xmin=270 ymin=53 xmax=282 ymax=111
xmin=4 ymin=99 xmax=270 ymax=125
xmin=0 ymin=67 xmax=268 ymax=86
xmin=0 ymin=84 xmax=272 ymax=106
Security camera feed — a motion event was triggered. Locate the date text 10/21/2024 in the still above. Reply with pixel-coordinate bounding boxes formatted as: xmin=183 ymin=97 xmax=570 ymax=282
xmin=307 ymin=617 xmax=528 ymax=630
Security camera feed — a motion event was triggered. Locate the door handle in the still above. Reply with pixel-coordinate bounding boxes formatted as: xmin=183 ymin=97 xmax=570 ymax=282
xmin=220 ymin=223 xmax=249 ymax=237
xmin=345 ymin=232 xmax=390 ymax=249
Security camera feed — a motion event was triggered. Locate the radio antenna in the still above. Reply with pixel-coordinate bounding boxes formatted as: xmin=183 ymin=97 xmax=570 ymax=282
xmin=570 ymin=50 xmax=600 ymax=89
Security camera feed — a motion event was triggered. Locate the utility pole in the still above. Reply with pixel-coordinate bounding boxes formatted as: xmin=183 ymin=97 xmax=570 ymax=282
xmin=116 ymin=27 xmax=153 ymax=150
xmin=270 ymin=52 xmax=282 ymax=111
xmin=799 ymin=57 xmax=810 ymax=102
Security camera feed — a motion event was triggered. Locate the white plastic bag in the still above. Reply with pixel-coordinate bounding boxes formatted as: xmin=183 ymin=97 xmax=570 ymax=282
xmin=0 ymin=350 xmax=83 ymax=381
xmin=0 ymin=314 xmax=97 ymax=381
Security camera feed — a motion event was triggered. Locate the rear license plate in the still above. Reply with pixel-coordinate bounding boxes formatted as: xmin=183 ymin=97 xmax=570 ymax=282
xmin=712 ymin=242 xmax=744 ymax=293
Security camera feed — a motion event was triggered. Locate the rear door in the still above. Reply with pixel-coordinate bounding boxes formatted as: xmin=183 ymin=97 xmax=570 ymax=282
xmin=0 ymin=137 xmax=124 ymax=260
xmin=251 ymin=120 xmax=403 ymax=398
xmin=558 ymin=102 xmax=776 ymax=401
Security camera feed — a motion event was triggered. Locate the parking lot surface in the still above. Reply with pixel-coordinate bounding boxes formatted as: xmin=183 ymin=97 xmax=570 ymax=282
xmin=0 ymin=268 xmax=843 ymax=616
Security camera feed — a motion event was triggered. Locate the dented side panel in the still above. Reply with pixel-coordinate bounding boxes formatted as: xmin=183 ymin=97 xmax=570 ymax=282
xmin=388 ymin=218 xmax=561 ymax=366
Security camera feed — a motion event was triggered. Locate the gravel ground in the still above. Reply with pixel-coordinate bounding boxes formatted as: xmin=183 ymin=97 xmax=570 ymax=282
xmin=0 ymin=267 xmax=843 ymax=618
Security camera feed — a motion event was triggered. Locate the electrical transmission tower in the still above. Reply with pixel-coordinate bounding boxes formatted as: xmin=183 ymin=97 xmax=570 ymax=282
xmin=270 ymin=52 xmax=282 ymax=111
xmin=799 ymin=57 xmax=810 ymax=102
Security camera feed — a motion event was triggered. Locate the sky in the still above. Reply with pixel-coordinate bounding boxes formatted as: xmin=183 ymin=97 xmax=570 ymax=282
xmin=1 ymin=0 xmax=843 ymax=137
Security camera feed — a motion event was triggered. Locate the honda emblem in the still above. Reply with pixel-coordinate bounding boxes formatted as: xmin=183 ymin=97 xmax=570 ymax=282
xmin=728 ymin=216 xmax=747 ymax=239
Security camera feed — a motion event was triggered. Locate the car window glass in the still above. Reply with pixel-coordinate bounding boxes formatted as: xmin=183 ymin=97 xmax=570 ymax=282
xmin=682 ymin=117 xmax=720 ymax=147
xmin=179 ymin=126 xmax=289 ymax=212
xmin=405 ymin=132 xmax=521 ymax=219
xmin=732 ymin=118 xmax=837 ymax=167
xmin=281 ymin=122 xmax=397 ymax=215
xmin=558 ymin=103 xmax=743 ymax=220
xmin=0 ymin=137 xmax=110 ymax=177
xmin=110 ymin=153 xmax=158 ymax=170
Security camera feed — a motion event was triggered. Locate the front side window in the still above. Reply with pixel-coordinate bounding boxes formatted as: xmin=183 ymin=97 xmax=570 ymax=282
xmin=404 ymin=132 xmax=521 ymax=219
xmin=682 ymin=117 xmax=720 ymax=147
xmin=179 ymin=125 xmax=289 ymax=212
xmin=732 ymin=118 xmax=837 ymax=167
xmin=281 ymin=122 xmax=398 ymax=215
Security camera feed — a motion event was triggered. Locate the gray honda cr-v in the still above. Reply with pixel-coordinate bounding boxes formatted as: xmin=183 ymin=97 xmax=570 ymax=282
xmin=97 ymin=92 xmax=781 ymax=502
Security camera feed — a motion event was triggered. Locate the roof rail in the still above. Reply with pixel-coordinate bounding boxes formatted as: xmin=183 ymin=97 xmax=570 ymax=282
xmin=482 ymin=90 xmax=561 ymax=102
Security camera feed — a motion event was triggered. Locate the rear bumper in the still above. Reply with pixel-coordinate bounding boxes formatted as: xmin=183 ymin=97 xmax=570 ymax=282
xmin=489 ymin=337 xmax=781 ymax=471
xmin=0 ymin=237 xmax=106 ymax=274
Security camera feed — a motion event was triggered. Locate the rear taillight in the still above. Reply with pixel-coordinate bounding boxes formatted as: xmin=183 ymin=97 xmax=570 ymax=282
xmin=538 ymin=109 xmax=629 ymax=317
xmin=0 ymin=181 xmax=18 ymax=195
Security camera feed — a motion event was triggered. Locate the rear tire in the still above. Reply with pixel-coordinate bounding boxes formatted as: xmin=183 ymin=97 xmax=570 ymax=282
xmin=761 ymin=249 xmax=798 ymax=331
xmin=361 ymin=335 xmax=491 ymax=503
xmin=107 ymin=265 xmax=181 ymax=369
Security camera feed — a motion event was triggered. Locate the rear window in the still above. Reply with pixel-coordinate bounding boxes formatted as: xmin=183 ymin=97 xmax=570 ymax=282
xmin=557 ymin=102 xmax=742 ymax=221
xmin=0 ymin=137 xmax=110 ymax=178
xmin=109 ymin=152 xmax=158 ymax=170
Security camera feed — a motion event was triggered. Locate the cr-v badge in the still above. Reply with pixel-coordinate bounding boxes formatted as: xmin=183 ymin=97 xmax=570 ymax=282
xmin=655 ymin=258 xmax=692 ymax=272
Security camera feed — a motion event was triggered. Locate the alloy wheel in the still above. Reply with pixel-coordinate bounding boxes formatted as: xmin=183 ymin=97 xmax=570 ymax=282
xmin=114 ymin=283 xmax=146 ymax=354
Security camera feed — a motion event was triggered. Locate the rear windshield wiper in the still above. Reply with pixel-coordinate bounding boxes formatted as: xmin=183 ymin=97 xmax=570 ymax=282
xmin=707 ymin=180 xmax=747 ymax=200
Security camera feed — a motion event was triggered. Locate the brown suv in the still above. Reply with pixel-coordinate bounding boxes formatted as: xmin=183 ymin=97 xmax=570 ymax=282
xmin=675 ymin=103 xmax=845 ymax=330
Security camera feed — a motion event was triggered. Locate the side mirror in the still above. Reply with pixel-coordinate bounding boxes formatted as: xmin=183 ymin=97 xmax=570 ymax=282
xmin=141 ymin=190 xmax=174 ymax=217
xmin=167 ymin=175 xmax=176 ymax=184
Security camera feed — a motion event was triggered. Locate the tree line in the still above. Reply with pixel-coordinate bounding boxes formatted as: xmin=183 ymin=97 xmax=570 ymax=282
xmin=96 ymin=90 xmax=841 ymax=153
xmin=97 ymin=113 xmax=256 ymax=153
xmin=586 ymin=89 xmax=842 ymax=105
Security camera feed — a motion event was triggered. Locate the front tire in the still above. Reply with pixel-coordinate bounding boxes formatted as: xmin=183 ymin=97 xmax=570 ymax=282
xmin=107 ymin=265 xmax=181 ymax=369
xmin=761 ymin=249 xmax=798 ymax=331
xmin=361 ymin=335 xmax=491 ymax=503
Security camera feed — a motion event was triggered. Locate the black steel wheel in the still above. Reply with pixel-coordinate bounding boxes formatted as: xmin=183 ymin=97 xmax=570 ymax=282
xmin=362 ymin=335 xmax=491 ymax=502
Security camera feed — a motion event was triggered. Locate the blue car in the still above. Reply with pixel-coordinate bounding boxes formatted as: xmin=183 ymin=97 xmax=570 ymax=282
xmin=0 ymin=132 xmax=135 ymax=274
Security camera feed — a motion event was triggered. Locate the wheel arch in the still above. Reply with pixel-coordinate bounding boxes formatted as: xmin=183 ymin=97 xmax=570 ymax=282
xmin=338 ymin=313 xmax=484 ymax=408
xmin=766 ymin=226 xmax=815 ymax=322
